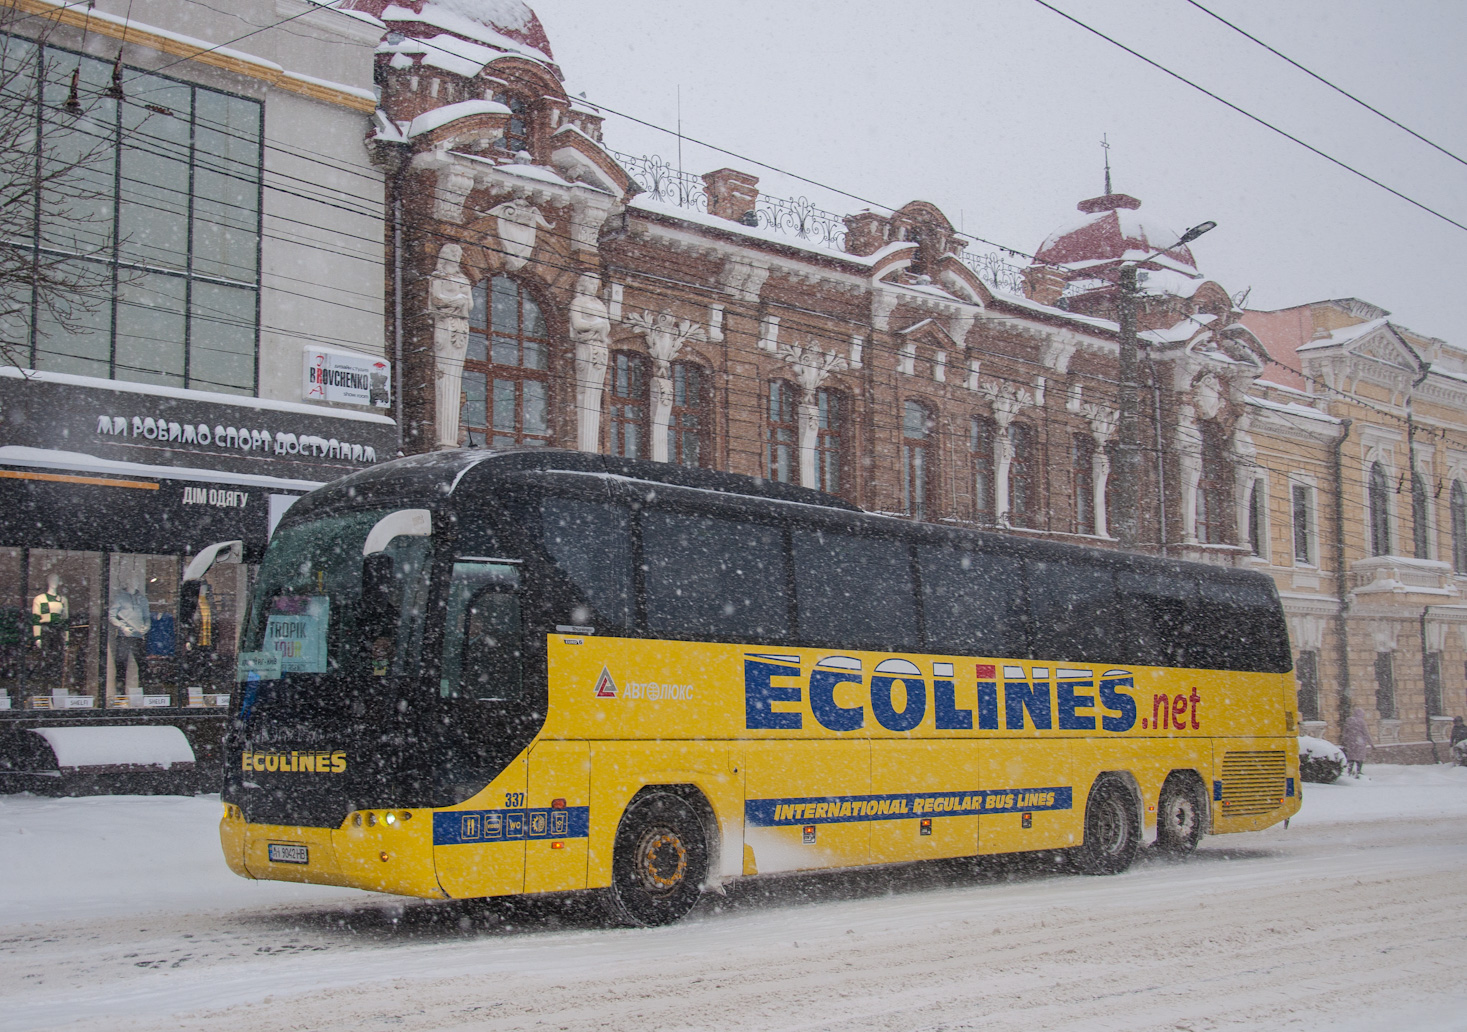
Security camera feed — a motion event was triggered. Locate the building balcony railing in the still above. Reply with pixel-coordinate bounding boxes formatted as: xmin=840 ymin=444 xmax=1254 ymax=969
xmin=611 ymin=150 xmax=1029 ymax=296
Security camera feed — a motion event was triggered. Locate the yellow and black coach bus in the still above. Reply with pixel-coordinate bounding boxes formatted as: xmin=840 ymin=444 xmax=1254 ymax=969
xmin=219 ymin=449 xmax=1300 ymax=925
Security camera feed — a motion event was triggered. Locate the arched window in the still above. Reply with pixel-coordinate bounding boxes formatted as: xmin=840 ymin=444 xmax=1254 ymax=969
xmin=1369 ymin=461 xmax=1391 ymax=556
xmin=902 ymin=400 xmax=934 ymax=519
xmin=1195 ymin=426 xmax=1230 ymax=544
xmin=1009 ymin=422 xmax=1036 ymax=528
xmin=1450 ymin=480 xmax=1467 ymax=573
xmin=1073 ymin=433 xmax=1095 ymax=535
xmin=492 ymin=92 xmax=530 ymax=154
xmin=766 ymin=379 xmax=797 ymax=483
xmin=814 ymin=387 xmax=846 ymax=496
xmin=607 ymin=351 xmax=646 ymax=458
xmin=971 ymin=416 xmax=995 ymax=524
xmin=668 ymin=361 xmax=708 ymax=467
xmin=462 ymin=275 xmax=549 ymax=448
xmin=1412 ymin=471 xmax=1430 ymax=559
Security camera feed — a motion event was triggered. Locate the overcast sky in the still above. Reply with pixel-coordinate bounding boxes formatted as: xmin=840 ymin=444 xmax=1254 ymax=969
xmin=532 ymin=0 xmax=1467 ymax=340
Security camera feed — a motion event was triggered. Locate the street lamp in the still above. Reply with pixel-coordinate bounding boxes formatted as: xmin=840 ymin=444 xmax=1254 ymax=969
xmin=1110 ymin=220 xmax=1217 ymax=548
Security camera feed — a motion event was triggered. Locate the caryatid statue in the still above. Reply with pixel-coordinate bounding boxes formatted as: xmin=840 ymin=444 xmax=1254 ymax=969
xmin=429 ymin=243 xmax=473 ymax=450
xmin=568 ymin=274 xmax=612 ymax=453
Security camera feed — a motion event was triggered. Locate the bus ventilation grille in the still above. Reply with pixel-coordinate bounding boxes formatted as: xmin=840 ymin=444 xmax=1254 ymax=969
xmin=1219 ymin=750 xmax=1287 ymax=816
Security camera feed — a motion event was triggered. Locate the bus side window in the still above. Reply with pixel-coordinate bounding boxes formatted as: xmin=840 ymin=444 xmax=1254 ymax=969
xmin=441 ymin=561 xmax=521 ymax=701
xmin=793 ymin=530 xmax=915 ymax=651
xmin=1193 ymin=578 xmax=1292 ymax=673
xmin=642 ymin=511 xmax=788 ymax=641
xmin=541 ymin=496 xmax=632 ymax=630
xmin=919 ymin=547 xmax=1027 ymax=658
xmin=1116 ymin=571 xmax=1196 ymax=668
xmin=1027 ymin=561 xmax=1122 ymax=664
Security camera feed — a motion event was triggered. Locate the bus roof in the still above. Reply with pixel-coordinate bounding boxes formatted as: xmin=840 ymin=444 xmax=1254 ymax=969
xmin=283 ymin=448 xmax=1272 ymax=593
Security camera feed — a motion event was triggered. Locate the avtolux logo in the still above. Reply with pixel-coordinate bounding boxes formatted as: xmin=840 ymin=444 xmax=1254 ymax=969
xmin=242 ymin=750 xmax=346 ymax=774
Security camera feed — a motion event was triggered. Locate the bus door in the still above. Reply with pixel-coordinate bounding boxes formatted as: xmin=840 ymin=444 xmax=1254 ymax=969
xmin=432 ymin=559 xmax=530 ymax=898
xmin=525 ymin=740 xmax=589 ymax=893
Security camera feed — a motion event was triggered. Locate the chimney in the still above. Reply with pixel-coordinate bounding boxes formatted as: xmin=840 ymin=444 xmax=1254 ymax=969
xmin=1023 ymin=265 xmax=1069 ymax=307
xmin=702 ymin=168 xmax=760 ymax=224
xmin=842 ymin=210 xmax=890 ymax=257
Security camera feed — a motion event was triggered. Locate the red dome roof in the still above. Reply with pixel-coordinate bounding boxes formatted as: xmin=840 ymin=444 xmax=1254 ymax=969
xmin=343 ymin=0 xmax=553 ymax=60
xmin=1035 ymin=192 xmax=1197 ymax=273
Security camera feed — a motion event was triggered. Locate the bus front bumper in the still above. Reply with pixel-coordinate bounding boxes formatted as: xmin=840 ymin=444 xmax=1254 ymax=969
xmin=221 ymin=804 xmax=447 ymax=898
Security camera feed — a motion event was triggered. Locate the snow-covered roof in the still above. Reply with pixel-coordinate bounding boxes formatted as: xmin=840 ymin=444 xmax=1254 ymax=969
xmin=1140 ymin=312 xmax=1218 ymax=345
xmin=1297 ymin=317 xmax=1392 ymax=352
xmin=0 ymin=446 xmax=328 ymax=492
xmin=1246 ymin=395 xmax=1339 ymax=424
xmin=406 ymin=98 xmax=510 ymax=138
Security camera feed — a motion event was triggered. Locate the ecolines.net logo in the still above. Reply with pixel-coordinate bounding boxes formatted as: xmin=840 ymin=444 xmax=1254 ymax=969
xmin=242 ymin=750 xmax=347 ymax=774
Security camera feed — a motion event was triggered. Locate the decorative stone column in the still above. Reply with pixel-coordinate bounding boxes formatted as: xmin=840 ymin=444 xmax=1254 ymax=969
xmin=979 ymin=380 xmax=1035 ymax=526
xmin=624 ymin=309 xmax=707 ymax=462
xmin=1177 ymin=405 xmax=1203 ymax=543
xmin=428 ymin=244 xmax=472 ymax=450
xmin=568 ymin=274 xmax=612 ymax=453
xmin=1082 ymin=402 xmax=1119 ymax=538
xmin=775 ymin=341 xmax=849 ymax=489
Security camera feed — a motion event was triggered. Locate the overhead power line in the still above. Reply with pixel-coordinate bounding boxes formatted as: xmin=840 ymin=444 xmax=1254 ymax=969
xmin=1029 ymin=0 xmax=1467 ymax=235
xmin=1182 ymin=0 xmax=1467 ymax=172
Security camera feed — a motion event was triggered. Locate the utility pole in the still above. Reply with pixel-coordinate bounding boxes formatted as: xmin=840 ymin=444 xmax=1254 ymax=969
xmin=1110 ymin=220 xmax=1217 ymax=550
xmin=1113 ymin=264 xmax=1141 ymax=547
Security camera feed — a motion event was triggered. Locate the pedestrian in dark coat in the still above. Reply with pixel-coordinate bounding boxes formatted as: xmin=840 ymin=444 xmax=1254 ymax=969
xmin=1450 ymin=716 xmax=1467 ymax=748
xmin=1342 ymin=709 xmax=1372 ymax=778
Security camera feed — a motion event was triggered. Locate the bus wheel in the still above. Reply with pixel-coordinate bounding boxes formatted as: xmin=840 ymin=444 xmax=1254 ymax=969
xmin=1075 ymin=778 xmax=1139 ymax=875
xmin=1156 ymin=775 xmax=1207 ymax=854
xmin=605 ymin=791 xmax=708 ymax=927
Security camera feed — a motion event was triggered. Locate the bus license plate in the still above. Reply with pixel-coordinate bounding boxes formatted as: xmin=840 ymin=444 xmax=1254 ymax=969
xmin=268 ymin=843 xmax=309 ymax=865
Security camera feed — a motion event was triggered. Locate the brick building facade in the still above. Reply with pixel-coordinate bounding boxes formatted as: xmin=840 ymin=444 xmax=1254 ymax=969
xmin=354 ymin=0 xmax=1467 ymax=756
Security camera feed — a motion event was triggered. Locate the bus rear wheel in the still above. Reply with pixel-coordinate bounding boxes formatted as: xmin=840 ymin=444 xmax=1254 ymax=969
xmin=1156 ymin=775 xmax=1207 ymax=854
xmin=604 ymin=791 xmax=708 ymax=927
xmin=1075 ymin=778 xmax=1139 ymax=875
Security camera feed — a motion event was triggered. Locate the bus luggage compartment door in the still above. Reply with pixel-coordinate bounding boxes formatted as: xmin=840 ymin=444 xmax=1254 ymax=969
xmin=432 ymin=756 xmax=527 ymax=899
xmin=742 ymin=740 xmax=870 ymax=875
xmin=870 ymin=740 xmax=981 ymax=863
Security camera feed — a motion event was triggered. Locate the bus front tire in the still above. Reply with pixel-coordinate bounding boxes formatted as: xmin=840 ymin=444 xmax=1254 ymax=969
xmin=1155 ymin=775 xmax=1207 ymax=854
xmin=1075 ymin=778 xmax=1139 ymax=875
xmin=604 ymin=791 xmax=708 ymax=927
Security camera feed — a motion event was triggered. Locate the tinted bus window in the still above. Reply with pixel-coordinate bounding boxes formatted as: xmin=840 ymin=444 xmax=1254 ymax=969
xmin=1116 ymin=571 xmax=1196 ymax=668
xmin=1192 ymin=577 xmax=1292 ymax=673
xmin=919 ymin=547 xmax=1027 ymax=658
xmin=542 ymin=496 xmax=632 ymax=630
xmin=643 ymin=511 xmax=787 ymax=640
xmin=1028 ymin=560 xmax=1122 ymax=664
xmin=245 ymin=509 xmax=430 ymax=680
xmin=794 ymin=530 xmax=915 ymax=650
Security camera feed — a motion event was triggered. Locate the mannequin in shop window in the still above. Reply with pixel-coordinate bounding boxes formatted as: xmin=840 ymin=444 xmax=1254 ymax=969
xmin=183 ymin=580 xmax=215 ymax=690
xmin=109 ymin=571 xmax=150 ymax=695
xmin=30 ymin=573 xmax=68 ymax=690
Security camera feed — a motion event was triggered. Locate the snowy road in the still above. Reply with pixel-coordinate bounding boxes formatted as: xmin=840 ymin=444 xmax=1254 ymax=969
xmin=4 ymin=767 xmax=1467 ymax=1032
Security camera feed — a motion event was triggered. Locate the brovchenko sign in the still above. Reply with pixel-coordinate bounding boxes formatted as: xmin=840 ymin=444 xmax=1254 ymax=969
xmin=96 ymin=414 xmax=379 ymax=464
xmin=303 ymin=348 xmax=391 ymax=409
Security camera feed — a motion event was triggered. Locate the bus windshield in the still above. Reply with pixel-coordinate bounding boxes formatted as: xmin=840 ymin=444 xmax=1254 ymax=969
xmin=241 ymin=509 xmax=431 ymax=682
